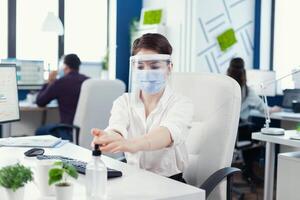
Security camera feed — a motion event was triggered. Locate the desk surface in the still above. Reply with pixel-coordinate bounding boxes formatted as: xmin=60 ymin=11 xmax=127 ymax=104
xmin=0 ymin=143 xmax=205 ymax=200
xmin=252 ymin=130 xmax=300 ymax=148
xmin=250 ymin=110 xmax=300 ymax=122
xmin=19 ymin=101 xmax=58 ymax=111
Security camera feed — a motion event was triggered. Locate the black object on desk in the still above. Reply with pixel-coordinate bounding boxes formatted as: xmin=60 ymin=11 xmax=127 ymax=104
xmin=24 ymin=148 xmax=45 ymax=157
xmin=292 ymin=101 xmax=300 ymax=113
xmin=36 ymin=155 xmax=123 ymax=179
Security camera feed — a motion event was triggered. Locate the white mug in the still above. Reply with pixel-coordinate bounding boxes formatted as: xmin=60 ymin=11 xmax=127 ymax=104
xmin=34 ymin=159 xmax=57 ymax=196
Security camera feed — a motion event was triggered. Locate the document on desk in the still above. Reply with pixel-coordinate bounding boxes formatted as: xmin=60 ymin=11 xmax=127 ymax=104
xmin=0 ymin=135 xmax=62 ymax=148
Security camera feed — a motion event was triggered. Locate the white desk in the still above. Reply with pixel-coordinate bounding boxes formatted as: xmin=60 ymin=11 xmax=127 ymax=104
xmin=1 ymin=102 xmax=58 ymax=138
xmin=0 ymin=142 xmax=205 ymax=200
xmin=252 ymin=130 xmax=300 ymax=200
xmin=250 ymin=110 xmax=300 ymax=122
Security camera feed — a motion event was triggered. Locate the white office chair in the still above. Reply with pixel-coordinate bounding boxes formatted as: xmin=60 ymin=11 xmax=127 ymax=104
xmin=51 ymin=79 xmax=125 ymax=151
xmin=171 ymin=73 xmax=241 ymax=200
xmin=73 ymin=79 xmax=126 ymax=149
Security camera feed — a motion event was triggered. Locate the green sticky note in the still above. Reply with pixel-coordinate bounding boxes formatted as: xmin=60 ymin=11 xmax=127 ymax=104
xmin=143 ymin=9 xmax=163 ymax=25
xmin=217 ymin=28 xmax=237 ymax=52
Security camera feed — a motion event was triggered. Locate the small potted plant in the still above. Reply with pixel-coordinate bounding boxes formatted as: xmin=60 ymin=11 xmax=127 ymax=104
xmin=101 ymin=50 xmax=109 ymax=79
xmin=48 ymin=161 xmax=78 ymax=200
xmin=0 ymin=163 xmax=33 ymax=200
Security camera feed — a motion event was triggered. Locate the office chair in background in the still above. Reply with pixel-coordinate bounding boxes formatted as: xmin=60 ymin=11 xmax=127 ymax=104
xmin=172 ymin=73 xmax=242 ymax=200
xmin=49 ymin=79 xmax=125 ymax=159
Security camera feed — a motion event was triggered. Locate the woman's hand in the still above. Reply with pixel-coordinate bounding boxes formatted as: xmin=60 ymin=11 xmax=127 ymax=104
xmin=48 ymin=71 xmax=58 ymax=84
xmin=91 ymin=128 xmax=140 ymax=153
xmin=99 ymin=138 xmax=140 ymax=154
xmin=91 ymin=128 xmax=123 ymax=149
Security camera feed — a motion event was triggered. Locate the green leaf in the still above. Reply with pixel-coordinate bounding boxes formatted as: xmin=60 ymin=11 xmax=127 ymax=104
xmin=64 ymin=164 xmax=78 ymax=179
xmin=48 ymin=162 xmax=78 ymax=185
xmin=48 ymin=168 xmax=63 ymax=185
xmin=53 ymin=161 xmax=63 ymax=167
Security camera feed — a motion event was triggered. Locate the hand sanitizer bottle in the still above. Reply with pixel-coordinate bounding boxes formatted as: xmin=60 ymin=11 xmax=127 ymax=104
xmin=86 ymin=144 xmax=107 ymax=200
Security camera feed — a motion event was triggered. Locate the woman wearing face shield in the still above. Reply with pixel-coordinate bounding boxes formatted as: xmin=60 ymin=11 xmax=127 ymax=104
xmin=91 ymin=33 xmax=194 ymax=182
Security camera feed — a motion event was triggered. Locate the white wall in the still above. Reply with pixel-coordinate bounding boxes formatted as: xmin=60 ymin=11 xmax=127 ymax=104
xmin=143 ymin=0 xmax=256 ymax=73
xmin=108 ymin=0 xmax=117 ymax=80
xmin=259 ymin=0 xmax=272 ymax=70
xmin=273 ymin=0 xmax=300 ymax=90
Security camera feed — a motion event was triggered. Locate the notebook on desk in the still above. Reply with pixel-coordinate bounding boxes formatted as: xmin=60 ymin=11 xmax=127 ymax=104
xmin=0 ymin=135 xmax=62 ymax=148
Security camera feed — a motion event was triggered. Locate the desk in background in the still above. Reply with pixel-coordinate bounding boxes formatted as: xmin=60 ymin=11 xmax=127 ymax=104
xmin=1 ymin=102 xmax=59 ymax=138
xmin=0 ymin=142 xmax=205 ymax=200
xmin=19 ymin=101 xmax=58 ymax=125
xmin=252 ymin=130 xmax=300 ymax=200
xmin=250 ymin=109 xmax=300 ymax=135
xmin=250 ymin=109 xmax=300 ymax=151
xmin=250 ymin=110 xmax=300 ymax=123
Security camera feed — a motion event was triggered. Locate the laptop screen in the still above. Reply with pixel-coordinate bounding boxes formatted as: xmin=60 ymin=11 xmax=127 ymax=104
xmin=282 ymin=89 xmax=300 ymax=108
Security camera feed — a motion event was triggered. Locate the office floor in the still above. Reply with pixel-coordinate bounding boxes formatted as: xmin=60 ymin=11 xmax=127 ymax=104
xmin=231 ymin=162 xmax=276 ymax=200
xmin=232 ymin=173 xmax=264 ymax=200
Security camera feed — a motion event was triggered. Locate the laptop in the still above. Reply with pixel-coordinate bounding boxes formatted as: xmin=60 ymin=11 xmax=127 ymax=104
xmin=282 ymin=89 xmax=300 ymax=112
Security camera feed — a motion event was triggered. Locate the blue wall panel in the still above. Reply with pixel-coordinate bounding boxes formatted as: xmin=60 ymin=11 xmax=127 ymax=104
xmin=116 ymin=0 xmax=142 ymax=90
xmin=253 ymin=0 xmax=261 ymax=69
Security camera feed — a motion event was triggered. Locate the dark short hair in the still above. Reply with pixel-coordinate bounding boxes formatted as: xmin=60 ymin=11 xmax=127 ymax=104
xmin=227 ymin=57 xmax=246 ymax=88
xmin=131 ymin=33 xmax=173 ymax=55
xmin=63 ymin=54 xmax=81 ymax=70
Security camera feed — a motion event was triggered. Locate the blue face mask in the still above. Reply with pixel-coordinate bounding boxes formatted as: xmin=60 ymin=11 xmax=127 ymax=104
xmin=135 ymin=70 xmax=166 ymax=94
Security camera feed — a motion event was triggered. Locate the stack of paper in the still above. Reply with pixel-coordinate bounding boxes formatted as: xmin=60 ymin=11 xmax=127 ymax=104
xmin=0 ymin=135 xmax=62 ymax=148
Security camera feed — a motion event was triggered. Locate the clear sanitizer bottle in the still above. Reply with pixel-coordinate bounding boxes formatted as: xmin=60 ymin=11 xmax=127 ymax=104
xmin=86 ymin=144 xmax=107 ymax=200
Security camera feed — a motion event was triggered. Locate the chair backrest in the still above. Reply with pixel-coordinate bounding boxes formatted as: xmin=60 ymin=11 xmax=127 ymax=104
xmin=73 ymin=79 xmax=125 ymax=149
xmin=171 ymin=73 xmax=241 ymax=200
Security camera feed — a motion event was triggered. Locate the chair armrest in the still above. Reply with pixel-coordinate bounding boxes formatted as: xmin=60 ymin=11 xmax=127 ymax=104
xmin=200 ymin=167 xmax=241 ymax=199
xmin=48 ymin=124 xmax=80 ymax=145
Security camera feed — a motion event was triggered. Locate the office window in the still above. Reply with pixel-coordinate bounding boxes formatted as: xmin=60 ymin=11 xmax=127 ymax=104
xmin=274 ymin=0 xmax=300 ymax=91
xmin=64 ymin=0 xmax=108 ymax=62
xmin=0 ymin=0 xmax=8 ymax=59
xmin=16 ymin=0 xmax=58 ymax=70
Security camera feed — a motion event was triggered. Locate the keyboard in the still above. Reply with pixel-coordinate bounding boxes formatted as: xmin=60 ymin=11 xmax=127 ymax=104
xmin=282 ymin=108 xmax=293 ymax=113
xmin=36 ymin=155 xmax=122 ymax=179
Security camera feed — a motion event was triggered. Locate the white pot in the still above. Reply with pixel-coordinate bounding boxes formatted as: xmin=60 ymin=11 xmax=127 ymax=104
xmin=35 ymin=159 xmax=57 ymax=196
xmin=55 ymin=184 xmax=73 ymax=200
xmin=5 ymin=187 xmax=25 ymax=200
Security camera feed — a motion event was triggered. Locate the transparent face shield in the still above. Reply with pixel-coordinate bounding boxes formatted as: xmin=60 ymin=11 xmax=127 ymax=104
xmin=129 ymin=54 xmax=172 ymax=94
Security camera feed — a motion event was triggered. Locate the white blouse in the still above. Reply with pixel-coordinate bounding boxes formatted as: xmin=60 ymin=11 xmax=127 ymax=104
xmin=105 ymin=86 xmax=194 ymax=177
xmin=240 ymin=86 xmax=265 ymax=121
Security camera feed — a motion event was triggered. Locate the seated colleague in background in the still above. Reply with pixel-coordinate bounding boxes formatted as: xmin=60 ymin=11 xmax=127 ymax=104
xmin=35 ymin=54 xmax=89 ymax=140
xmin=227 ymin=57 xmax=281 ymax=123
xmin=92 ymin=33 xmax=194 ymax=183
xmin=227 ymin=57 xmax=280 ymax=181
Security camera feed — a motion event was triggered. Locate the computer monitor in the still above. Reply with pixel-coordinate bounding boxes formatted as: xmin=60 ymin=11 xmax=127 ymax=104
xmin=1 ymin=59 xmax=45 ymax=87
xmin=282 ymin=89 xmax=300 ymax=108
xmin=0 ymin=64 xmax=20 ymax=123
xmin=79 ymin=62 xmax=102 ymax=79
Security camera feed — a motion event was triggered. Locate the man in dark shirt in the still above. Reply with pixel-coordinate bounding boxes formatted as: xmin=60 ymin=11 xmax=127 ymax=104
xmin=35 ymin=54 xmax=88 ymax=140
